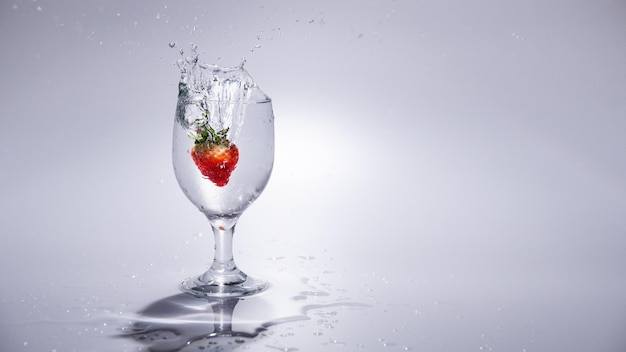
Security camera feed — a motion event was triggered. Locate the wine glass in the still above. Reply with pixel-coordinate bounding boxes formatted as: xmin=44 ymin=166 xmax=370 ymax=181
xmin=172 ymin=62 xmax=274 ymax=297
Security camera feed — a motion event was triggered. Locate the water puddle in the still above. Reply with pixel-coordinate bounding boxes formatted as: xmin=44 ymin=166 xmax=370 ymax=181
xmin=115 ymin=272 xmax=370 ymax=351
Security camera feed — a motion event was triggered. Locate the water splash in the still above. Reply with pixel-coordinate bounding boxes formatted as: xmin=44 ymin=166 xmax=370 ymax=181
xmin=175 ymin=44 xmax=257 ymax=141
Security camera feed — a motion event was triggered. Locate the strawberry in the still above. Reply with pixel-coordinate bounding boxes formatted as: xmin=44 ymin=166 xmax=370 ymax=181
xmin=190 ymin=123 xmax=239 ymax=187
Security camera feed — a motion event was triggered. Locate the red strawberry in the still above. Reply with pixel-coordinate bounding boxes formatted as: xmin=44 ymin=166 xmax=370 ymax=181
xmin=190 ymin=124 xmax=239 ymax=187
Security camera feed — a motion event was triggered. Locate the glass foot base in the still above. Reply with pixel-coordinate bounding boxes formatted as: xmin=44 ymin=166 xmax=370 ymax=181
xmin=180 ymin=275 xmax=269 ymax=298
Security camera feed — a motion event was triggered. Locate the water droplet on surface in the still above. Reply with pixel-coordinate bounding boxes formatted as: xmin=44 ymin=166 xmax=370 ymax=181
xmin=330 ymin=339 xmax=345 ymax=345
xmin=266 ymin=346 xmax=298 ymax=352
xmin=300 ymin=290 xmax=329 ymax=297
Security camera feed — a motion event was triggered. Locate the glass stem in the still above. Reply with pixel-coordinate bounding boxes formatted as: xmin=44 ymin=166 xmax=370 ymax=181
xmin=204 ymin=225 xmax=247 ymax=285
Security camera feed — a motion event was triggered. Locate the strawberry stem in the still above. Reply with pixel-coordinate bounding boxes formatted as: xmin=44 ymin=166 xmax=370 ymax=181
xmin=192 ymin=113 xmax=231 ymax=147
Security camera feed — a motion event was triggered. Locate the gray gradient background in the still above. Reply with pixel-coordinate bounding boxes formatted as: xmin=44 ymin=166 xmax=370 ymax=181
xmin=1 ymin=0 xmax=626 ymax=351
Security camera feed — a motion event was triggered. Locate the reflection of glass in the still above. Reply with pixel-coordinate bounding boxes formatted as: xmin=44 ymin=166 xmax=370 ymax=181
xmin=121 ymin=294 xmax=261 ymax=351
xmin=173 ymin=61 xmax=274 ymax=297
xmin=118 ymin=273 xmax=370 ymax=352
